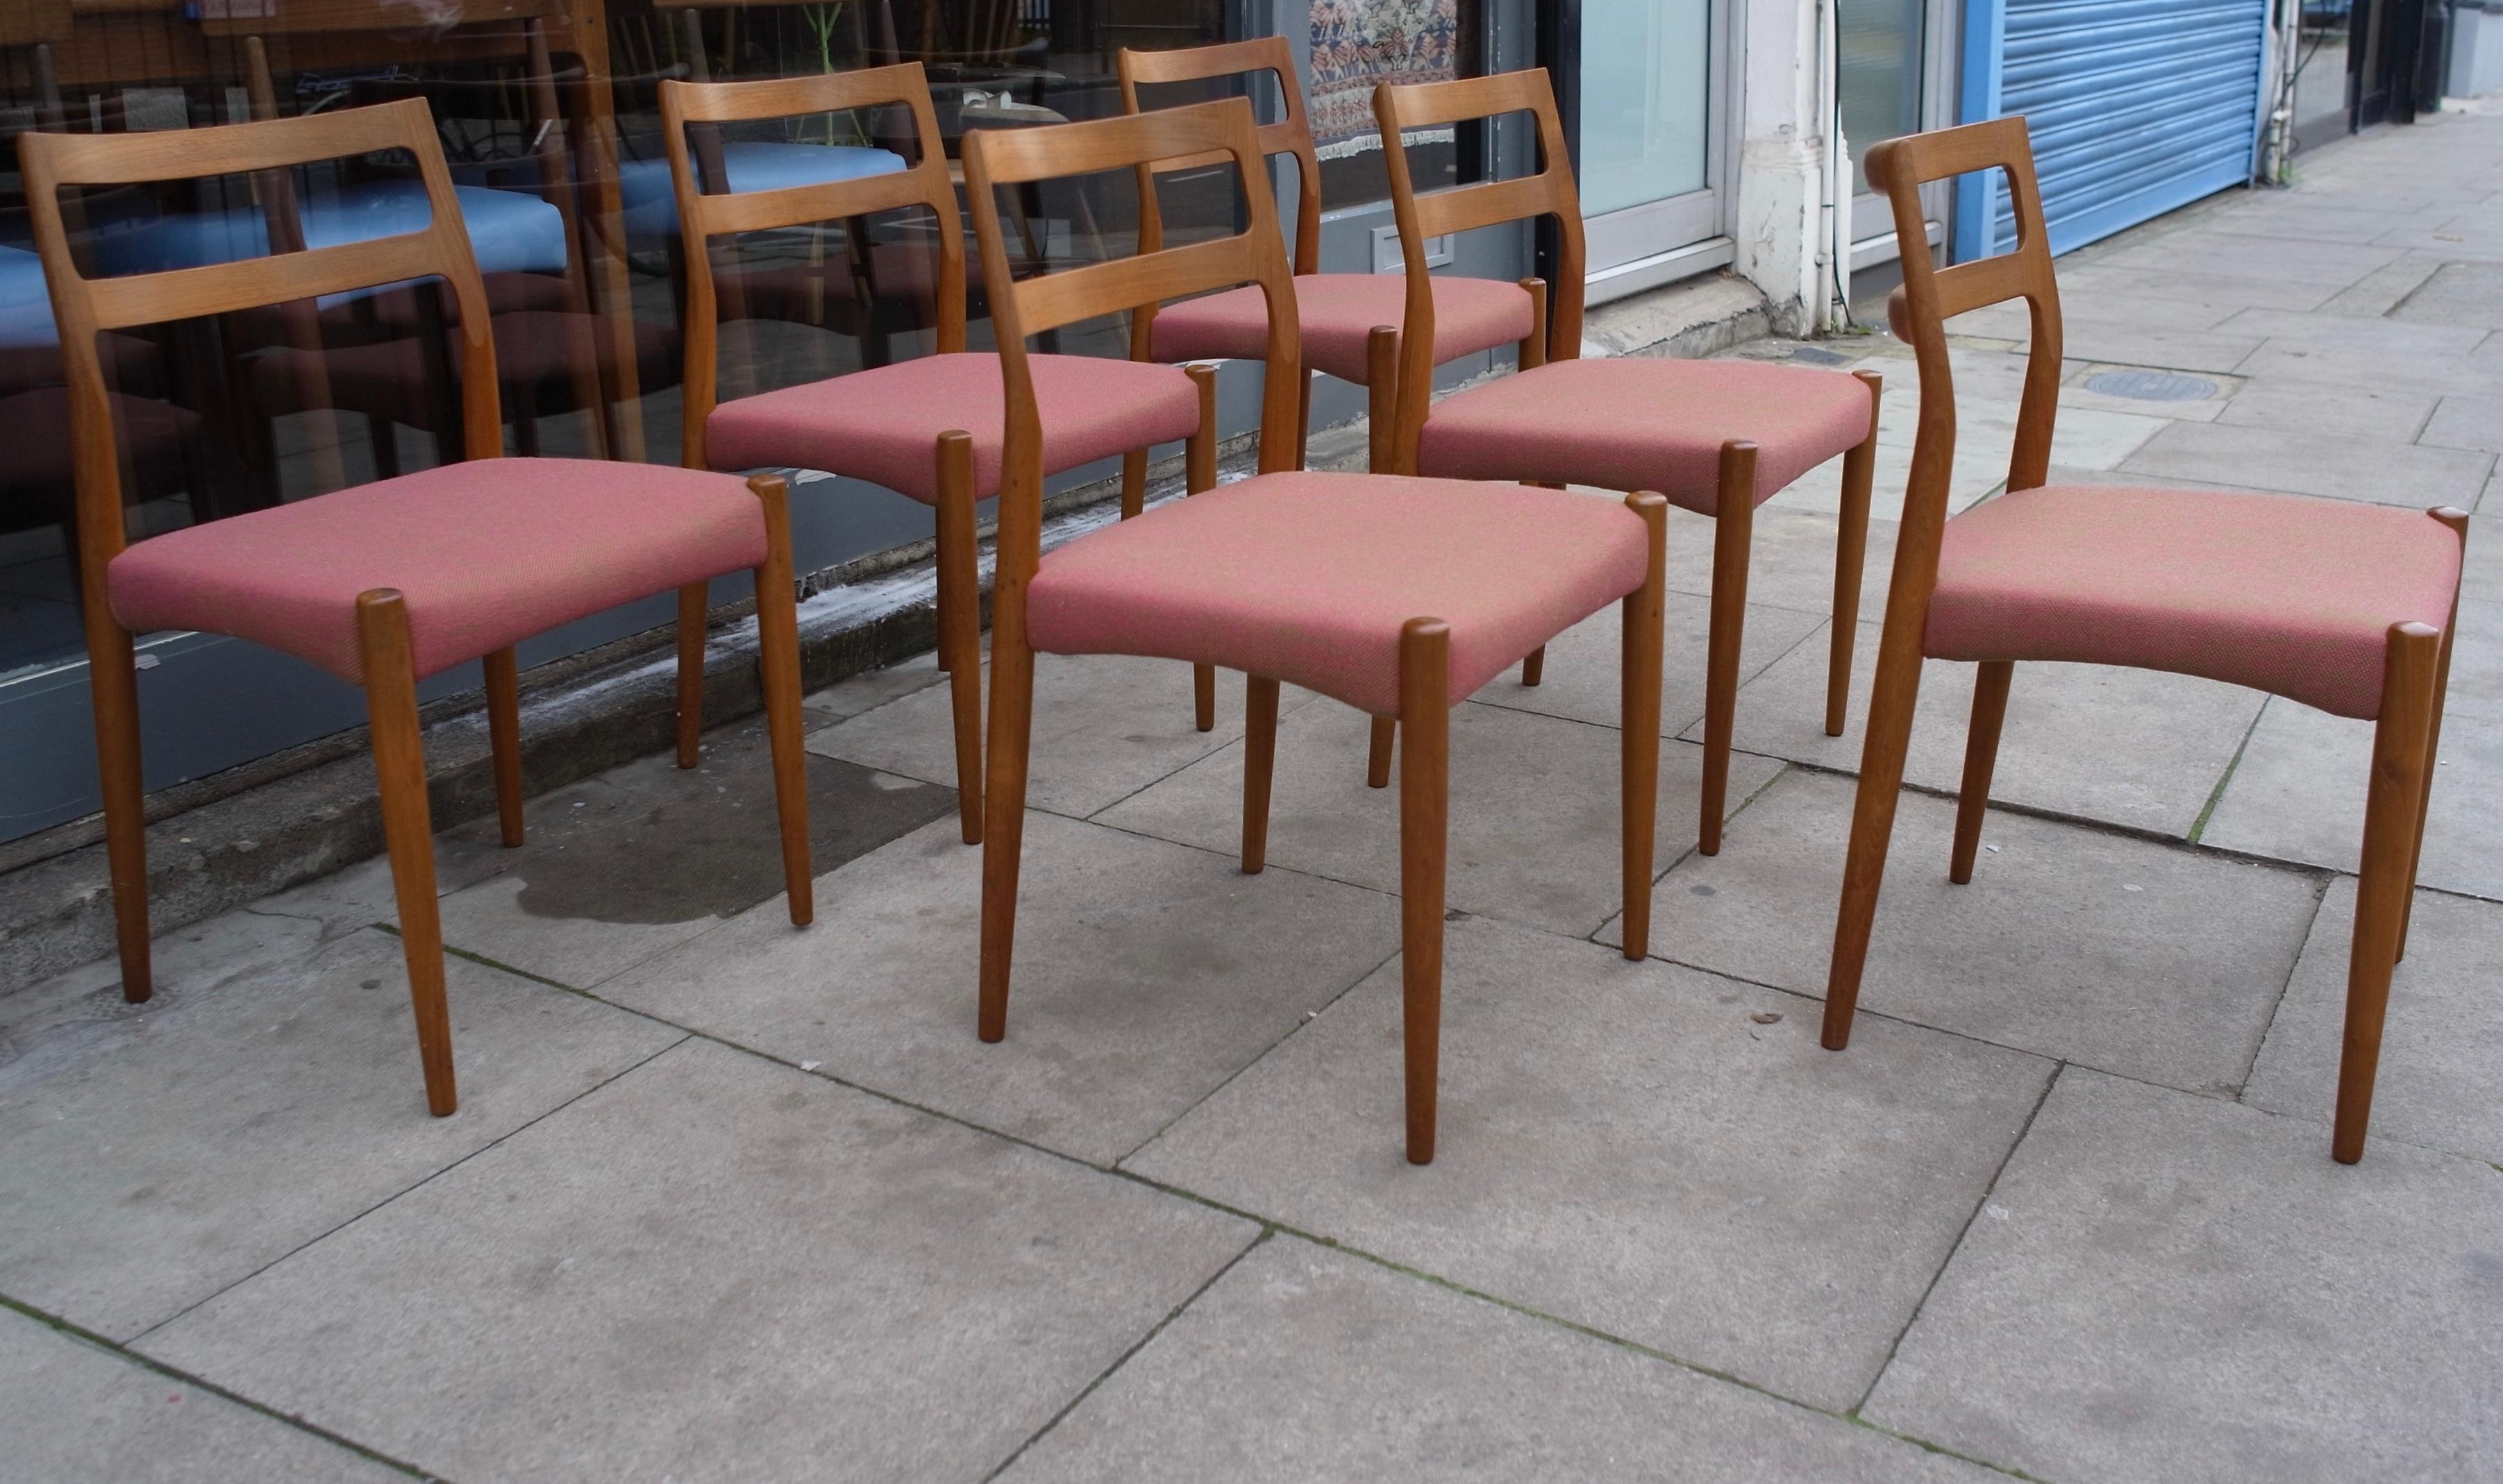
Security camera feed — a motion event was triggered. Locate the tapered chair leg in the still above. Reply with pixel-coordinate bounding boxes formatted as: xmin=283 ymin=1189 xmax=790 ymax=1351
xmin=750 ymin=475 xmax=814 ymax=926
xmin=1294 ymin=369 xmax=1314 ymax=471
xmin=484 ymin=646 xmax=525 ymax=848
xmin=1398 ymin=618 xmax=1450 ymax=1165
xmin=673 ymin=582 xmax=707 ymax=768
xmin=1829 ymin=370 xmax=1882 ymax=736
xmin=1366 ymin=326 xmax=1398 ymax=475
xmin=1368 ymin=717 xmax=1396 ymax=789
xmin=978 ymin=623 xmax=1039 ymax=1045
xmin=1698 ymin=441 xmax=1758 ymax=856
xmin=1621 ymin=494 xmax=1668 ymax=959
xmin=1950 ymin=660 xmax=2012 ymax=884
xmin=1243 ymin=674 xmax=1280 ymax=873
xmin=2398 ymin=507 xmax=2468 ymax=961
xmin=2334 ymin=621 xmax=2443 ymax=1163
xmin=1187 ymin=363 xmax=1221 ymax=732
xmin=1824 ymin=612 xmax=1930 ymax=1051
xmin=937 ymin=431 xmax=985 ymax=844
xmin=1520 ymin=646 xmax=1545 ymax=687
xmin=358 ymin=589 xmax=455 ymax=1117
xmin=1119 ymin=447 xmax=1147 ymax=520
xmin=87 ymin=614 xmax=153 ymax=1003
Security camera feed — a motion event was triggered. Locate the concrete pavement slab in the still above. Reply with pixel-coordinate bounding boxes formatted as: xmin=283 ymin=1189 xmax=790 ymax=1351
xmin=596 ymin=812 xmax=1401 ymax=1165
xmin=1864 ymin=1068 xmax=2503 ymax=1484
xmin=431 ymin=753 xmax=955 ymax=988
xmin=1461 ymin=592 xmax=1826 ymax=741
xmin=2386 ymin=260 xmax=2503 ymax=330
xmin=2246 ymin=880 xmax=2503 ymax=1165
xmin=2100 ymin=232 xmax=2403 ymax=286
xmin=1125 ymin=916 xmax=2053 ymax=1411
xmin=1097 ymin=702 xmax=1783 ymax=937
xmin=1616 ymin=771 xmax=2318 ymax=1096
xmin=2120 ymin=421 xmax=2494 ymax=506
xmin=809 ymin=650 xmax=1307 ymax=818
xmin=1709 ymin=618 xmax=2266 ymax=838
xmin=1664 ymin=503 xmax=1901 ymax=621
xmin=2212 ymin=305 xmax=2491 ymax=357
xmin=2213 ymin=378 xmax=2441 ymax=444
xmin=138 ymin=1038 xmax=1259 ymax=1484
xmin=0 ymin=1308 xmax=402 ymax=1484
xmin=2057 ymin=263 xmax=2341 ymax=314
xmin=1002 ymin=1236 xmax=2004 ymax=1484
xmin=0 ymin=927 xmax=682 ymax=1340
xmin=2418 ymin=391 xmax=2503 ymax=455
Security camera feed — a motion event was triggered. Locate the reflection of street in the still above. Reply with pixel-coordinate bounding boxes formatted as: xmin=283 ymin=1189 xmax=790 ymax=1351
xmin=2293 ymin=32 xmax=2351 ymax=137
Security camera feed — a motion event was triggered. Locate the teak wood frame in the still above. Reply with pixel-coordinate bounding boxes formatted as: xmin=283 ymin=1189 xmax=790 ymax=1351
xmin=961 ymin=96 xmax=1668 ymax=1163
xmin=1112 ymin=39 xmax=1546 ymax=487
xmin=1832 ymin=115 xmax=2468 ymax=1164
xmin=1371 ymin=68 xmax=1882 ymax=852
xmin=660 ymin=63 xmax=1215 ymax=842
xmin=21 ymin=99 xmax=814 ymax=1116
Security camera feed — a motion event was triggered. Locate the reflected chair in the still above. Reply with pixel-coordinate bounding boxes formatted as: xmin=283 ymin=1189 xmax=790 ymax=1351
xmin=22 ymin=100 xmax=814 ymax=1117
xmin=661 ymin=63 xmax=1207 ymax=846
xmin=1115 ymin=38 xmax=1539 ymax=487
xmin=1373 ymin=71 xmax=1882 ymax=850
xmin=1826 ymin=117 xmax=2467 ymax=1165
xmin=962 ymin=97 xmax=1668 ymax=1165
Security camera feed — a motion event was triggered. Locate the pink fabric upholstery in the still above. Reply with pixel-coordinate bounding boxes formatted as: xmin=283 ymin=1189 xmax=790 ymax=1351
xmin=109 ymin=459 xmax=767 ymax=686
xmin=1148 ymin=273 xmax=1536 ymax=384
xmin=705 ymin=352 xmax=1200 ymax=505
xmin=1925 ymin=484 xmax=2463 ymax=720
xmin=1416 ymin=356 xmax=1875 ymax=515
xmin=1027 ymin=471 xmax=1652 ymax=718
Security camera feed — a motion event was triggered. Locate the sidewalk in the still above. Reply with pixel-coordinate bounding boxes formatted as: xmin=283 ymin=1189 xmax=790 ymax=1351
xmin=8 ymin=108 xmax=2503 ymax=1483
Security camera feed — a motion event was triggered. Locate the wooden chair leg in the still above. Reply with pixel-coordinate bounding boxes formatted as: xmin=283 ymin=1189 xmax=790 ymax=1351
xmin=2399 ymin=507 xmax=2468 ymax=961
xmin=86 ymin=614 xmax=153 ymax=1003
xmin=937 ymin=432 xmax=985 ymax=845
xmin=1366 ymin=326 xmax=1398 ymax=475
xmin=1950 ymin=660 xmax=2012 ymax=884
xmin=1823 ymin=611 xmax=1929 ymax=1051
xmin=1294 ymin=369 xmax=1314 ymax=472
xmin=978 ymin=623 xmax=1039 ymax=1044
xmin=357 ymin=589 xmax=455 ymax=1117
xmin=1621 ymin=494 xmax=1668 ymax=960
xmin=1699 ymin=441 xmax=1758 ymax=856
xmin=1398 ymin=617 xmax=1450 ymax=1165
xmin=748 ymin=475 xmax=815 ymax=926
xmin=1188 ymin=364 xmax=1219 ymax=732
xmin=367 ymin=414 xmax=401 ymax=480
xmin=673 ymin=582 xmax=707 ymax=768
xmin=484 ymin=646 xmax=525 ymax=848
xmin=1243 ymin=674 xmax=1280 ymax=873
xmin=1368 ymin=716 xmax=1396 ymax=790
xmin=1119 ymin=447 xmax=1147 ymax=520
xmin=1519 ymin=646 xmax=1545 ymax=687
xmin=2334 ymin=620 xmax=2443 ymax=1163
xmin=1829 ymin=370 xmax=1882 ymax=736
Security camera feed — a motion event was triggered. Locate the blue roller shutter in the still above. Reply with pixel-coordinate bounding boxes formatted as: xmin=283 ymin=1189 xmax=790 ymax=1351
xmin=1952 ymin=0 xmax=2270 ymax=260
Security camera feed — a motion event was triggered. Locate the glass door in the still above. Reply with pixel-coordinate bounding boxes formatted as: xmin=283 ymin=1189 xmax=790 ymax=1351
xmin=1574 ymin=0 xmax=1719 ymax=276
xmin=1841 ymin=0 xmax=1932 ymax=265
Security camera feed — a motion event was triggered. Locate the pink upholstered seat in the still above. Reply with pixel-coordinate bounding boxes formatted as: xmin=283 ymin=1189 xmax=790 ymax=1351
xmin=1147 ymin=272 xmax=1534 ymax=383
xmin=1416 ymin=356 xmax=1875 ymax=514
xmin=1925 ymin=484 xmax=2463 ymax=720
xmin=109 ymin=459 xmax=768 ymax=684
xmin=1026 ymin=471 xmax=1651 ymax=718
xmin=705 ymin=351 xmax=1200 ymax=503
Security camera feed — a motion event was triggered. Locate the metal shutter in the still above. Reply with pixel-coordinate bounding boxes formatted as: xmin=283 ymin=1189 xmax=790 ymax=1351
xmin=1954 ymin=0 xmax=2270 ymax=259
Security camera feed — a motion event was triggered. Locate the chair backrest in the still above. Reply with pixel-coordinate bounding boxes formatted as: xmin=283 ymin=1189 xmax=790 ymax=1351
xmin=19 ymin=99 xmax=497 ymax=577
xmin=1117 ymin=37 xmax=1323 ymax=276
xmin=1864 ymin=115 xmax=2065 ymax=526
xmin=659 ymin=62 xmax=961 ymax=468
xmin=960 ymin=95 xmax=1298 ymax=620
xmin=1373 ymin=69 xmax=1582 ymax=467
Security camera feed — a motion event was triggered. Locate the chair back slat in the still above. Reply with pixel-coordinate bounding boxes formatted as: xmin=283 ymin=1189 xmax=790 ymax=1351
xmin=1373 ymin=68 xmax=1582 ymax=473
xmin=19 ymin=99 xmax=500 ymax=583
xmin=1864 ymin=115 xmax=2064 ymax=515
xmin=961 ymin=94 xmax=1300 ymax=636
xmin=658 ymin=62 xmax=965 ymax=468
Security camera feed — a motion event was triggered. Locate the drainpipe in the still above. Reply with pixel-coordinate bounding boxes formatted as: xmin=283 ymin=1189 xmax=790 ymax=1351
xmin=1815 ymin=0 xmax=1848 ymax=331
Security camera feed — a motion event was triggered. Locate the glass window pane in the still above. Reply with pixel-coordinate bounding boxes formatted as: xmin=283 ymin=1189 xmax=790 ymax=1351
xmin=1580 ymin=0 xmax=1709 ymax=216
xmin=1840 ymin=0 xmax=1926 ymax=194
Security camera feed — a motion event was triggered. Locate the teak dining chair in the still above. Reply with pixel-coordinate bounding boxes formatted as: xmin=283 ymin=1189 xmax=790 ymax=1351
xmin=660 ymin=63 xmax=1209 ymax=845
xmin=1373 ymin=70 xmax=1882 ymax=852
xmin=962 ymin=96 xmax=1668 ymax=1165
xmin=1828 ymin=117 xmax=2468 ymax=1165
xmin=1115 ymin=37 xmax=1539 ymax=487
xmin=21 ymin=99 xmax=814 ymax=1117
